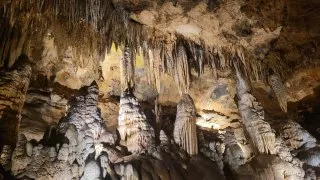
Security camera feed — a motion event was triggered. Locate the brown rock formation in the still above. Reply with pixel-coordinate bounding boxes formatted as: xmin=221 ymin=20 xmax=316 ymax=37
xmin=0 ymin=55 xmax=32 ymax=147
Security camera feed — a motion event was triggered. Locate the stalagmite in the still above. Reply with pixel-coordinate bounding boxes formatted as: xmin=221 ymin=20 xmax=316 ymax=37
xmin=174 ymin=94 xmax=198 ymax=155
xmin=268 ymin=74 xmax=287 ymax=112
xmin=59 ymin=82 xmax=114 ymax=146
xmin=159 ymin=130 xmax=170 ymax=152
xmin=117 ymin=90 xmax=155 ymax=154
xmin=118 ymin=40 xmax=155 ymax=154
xmin=10 ymin=82 xmax=114 ymax=179
xmin=234 ymin=61 xmax=276 ymax=154
xmin=0 ymin=55 xmax=32 ymax=147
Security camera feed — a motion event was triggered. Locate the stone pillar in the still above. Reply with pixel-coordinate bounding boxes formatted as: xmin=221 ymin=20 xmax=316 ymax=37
xmin=174 ymin=94 xmax=198 ymax=155
xmin=117 ymin=90 xmax=155 ymax=154
xmin=0 ymin=55 xmax=32 ymax=148
xmin=234 ymin=62 xmax=276 ymax=154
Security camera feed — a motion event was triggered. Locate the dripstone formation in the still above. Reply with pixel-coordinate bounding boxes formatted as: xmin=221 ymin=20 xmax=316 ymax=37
xmin=0 ymin=55 xmax=32 ymax=148
xmin=0 ymin=0 xmax=320 ymax=179
xmin=8 ymin=82 xmax=115 ymax=179
xmin=117 ymin=90 xmax=156 ymax=154
xmin=174 ymin=94 xmax=198 ymax=155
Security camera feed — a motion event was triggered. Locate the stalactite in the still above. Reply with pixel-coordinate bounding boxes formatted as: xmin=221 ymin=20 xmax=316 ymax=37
xmin=174 ymin=94 xmax=198 ymax=155
xmin=146 ymin=48 xmax=162 ymax=92
xmin=117 ymin=90 xmax=155 ymax=154
xmin=268 ymin=73 xmax=287 ymax=112
xmin=234 ymin=59 xmax=277 ymax=155
xmin=120 ymin=42 xmax=135 ymax=92
xmin=163 ymin=47 xmax=175 ymax=76
xmin=0 ymin=17 xmax=32 ymax=68
xmin=174 ymin=43 xmax=190 ymax=94
xmin=0 ymin=0 xmax=280 ymax=88
xmin=0 ymin=55 xmax=32 ymax=148
xmin=155 ymin=96 xmax=162 ymax=140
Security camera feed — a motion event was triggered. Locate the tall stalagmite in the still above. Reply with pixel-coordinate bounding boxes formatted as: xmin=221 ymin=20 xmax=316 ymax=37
xmin=234 ymin=61 xmax=277 ymax=154
xmin=174 ymin=94 xmax=198 ymax=155
xmin=0 ymin=55 xmax=32 ymax=148
xmin=118 ymin=41 xmax=155 ymax=154
xmin=117 ymin=90 xmax=155 ymax=154
xmin=10 ymin=82 xmax=115 ymax=179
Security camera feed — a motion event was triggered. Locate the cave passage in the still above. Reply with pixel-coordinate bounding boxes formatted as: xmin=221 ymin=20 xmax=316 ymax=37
xmin=0 ymin=0 xmax=320 ymax=179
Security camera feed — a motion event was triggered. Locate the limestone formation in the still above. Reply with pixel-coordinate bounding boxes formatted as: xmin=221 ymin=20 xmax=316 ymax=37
xmin=0 ymin=0 xmax=319 ymax=179
xmin=9 ymin=82 xmax=115 ymax=179
xmin=174 ymin=94 xmax=198 ymax=155
xmin=268 ymin=74 xmax=287 ymax=112
xmin=237 ymin=155 xmax=305 ymax=180
xmin=118 ymin=90 xmax=155 ymax=154
xmin=120 ymin=43 xmax=135 ymax=92
xmin=277 ymin=120 xmax=317 ymax=151
xmin=0 ymin=55 xmax=32 ymax=147
xmin=234 ymin=62 xmax=277 ymax=154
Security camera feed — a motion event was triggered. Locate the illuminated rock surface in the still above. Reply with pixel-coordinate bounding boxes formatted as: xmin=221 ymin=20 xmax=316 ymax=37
xmin=0 ymin=0 xmax=319 ymax=179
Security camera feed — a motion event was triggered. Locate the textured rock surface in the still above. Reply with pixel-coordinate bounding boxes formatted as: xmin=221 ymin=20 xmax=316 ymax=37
xmin=234 ymin=62 xmax=276 ymax=154
xmin=10 ymin=82 xmax=114 ymax=179
xmin=118 ymin=90 xmax=155 ymax=154
xmin=0 ymin=0 xmax=319 ymax=179
xmin=0 ymin=56 xmax=32 ymax=147
xmin=268 ymin=74 xmax=287 ymax=112
xmin=174 ymin=94 xmax=198 ymax=155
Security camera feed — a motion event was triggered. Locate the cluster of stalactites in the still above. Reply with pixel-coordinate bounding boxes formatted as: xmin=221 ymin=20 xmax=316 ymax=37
xmin=141 ymin=38 xmax=266 ymax=95
xmin=0 ymin=0 xmax=145 ymax=68
xmin=143 ymin=40 xmax=202 ymax=94
xmin=174 ymin=94 xmax=198 ymax=155
xmin=1 ymin=0 xmax=273 ymax=87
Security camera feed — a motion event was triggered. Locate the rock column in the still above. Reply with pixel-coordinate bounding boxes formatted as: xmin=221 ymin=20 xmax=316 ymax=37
xmin=234 ymin=62 xmax=276 ymax=154
xmin=174 ymin=94 xmax=198 ymax=155
xmin=0 ymin=55 xmax=32 ymax=148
